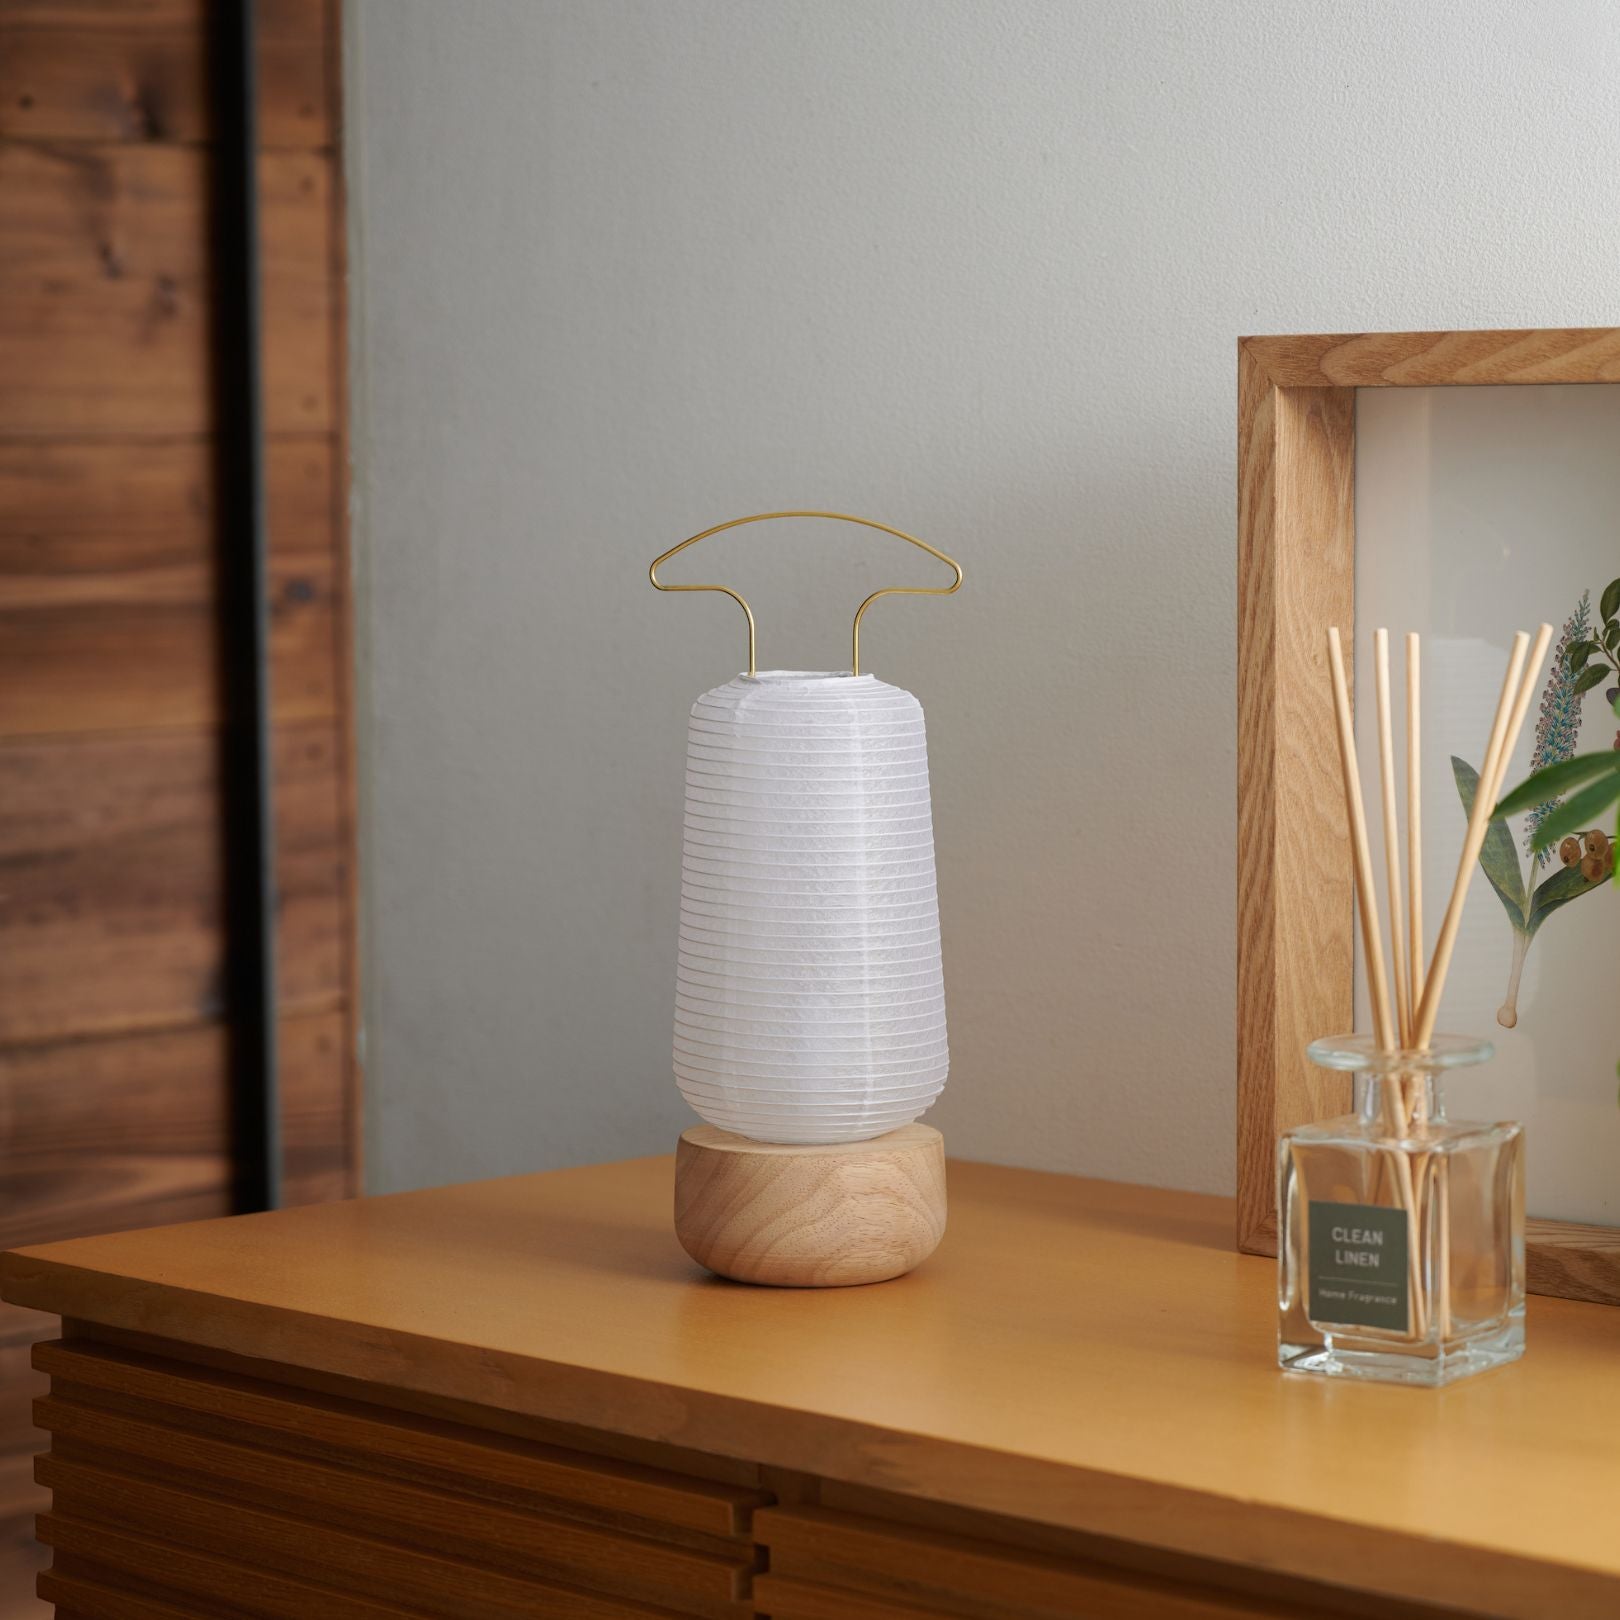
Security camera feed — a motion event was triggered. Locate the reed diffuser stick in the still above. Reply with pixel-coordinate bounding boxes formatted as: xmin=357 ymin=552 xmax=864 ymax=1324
xmin=1328 ymin=631 xmax=1425 ymax=1335
xmin=1326 ymin=629 xmax=1397 ymax=1054
xmin=1405 ymin=632 xmax=1424 ymax=1016
xmin=1412 ymin=626 xmax=1550 ymax=1050
xmin=1373 ymin=629 xmax=1412 ymax=1048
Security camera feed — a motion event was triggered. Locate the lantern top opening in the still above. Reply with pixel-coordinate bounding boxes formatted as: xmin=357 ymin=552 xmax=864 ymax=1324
xmin=740 ymin=670 xmax=872 ymax=685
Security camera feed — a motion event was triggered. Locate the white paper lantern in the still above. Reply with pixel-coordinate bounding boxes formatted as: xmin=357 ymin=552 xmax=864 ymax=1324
xmin=673 ymin=670 xmax=947 ymax=1144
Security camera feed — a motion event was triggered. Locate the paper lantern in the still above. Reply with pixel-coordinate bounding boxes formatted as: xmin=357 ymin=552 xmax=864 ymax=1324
xmin=674 ymin=669 xmax=946 ymax=1144
xmin=650 ymin=511 xmax=962 ymax=1285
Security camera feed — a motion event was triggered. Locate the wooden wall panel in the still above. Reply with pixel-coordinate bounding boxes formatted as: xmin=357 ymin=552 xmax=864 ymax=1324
xmin=0 ymin=722 xmax=347 ymax=1045
xmin=0 ymin=4 xmax=353 ymax=1611
xmin=0 ymin=440 xmax=342 ymax=735
xmin=1 ymin=1010 xmax=352 ymax=1247
xmin=0 ymin=145 xmax=333 ymax=436
xmin=0 ymin=0 xmax=332 ymax=150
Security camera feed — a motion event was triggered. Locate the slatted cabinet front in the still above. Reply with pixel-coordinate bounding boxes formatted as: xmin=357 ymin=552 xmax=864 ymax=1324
xmin=25 ymin=1334 xmax=1472 ymax=1620
xmin=30 ymin=1338 xmax=763 ymax=1619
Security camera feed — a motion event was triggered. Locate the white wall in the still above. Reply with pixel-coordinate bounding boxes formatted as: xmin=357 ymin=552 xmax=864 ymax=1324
xmin=346 ymin=0 xmax=1620 ymax=1195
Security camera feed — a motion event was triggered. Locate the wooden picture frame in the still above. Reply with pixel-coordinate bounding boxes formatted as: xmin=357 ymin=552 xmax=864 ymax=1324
xmin=1235 ymin=327 xmax=1620 ymax=1306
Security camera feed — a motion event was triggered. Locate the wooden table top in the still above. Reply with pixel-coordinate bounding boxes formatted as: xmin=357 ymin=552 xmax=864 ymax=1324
xmin=5 ymin=1157 xmax=1620 ymax=1617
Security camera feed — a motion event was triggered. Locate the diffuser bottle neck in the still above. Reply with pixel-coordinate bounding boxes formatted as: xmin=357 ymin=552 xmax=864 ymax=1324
xmin=1357 ymin=1071 xmax=1444 ymax=1132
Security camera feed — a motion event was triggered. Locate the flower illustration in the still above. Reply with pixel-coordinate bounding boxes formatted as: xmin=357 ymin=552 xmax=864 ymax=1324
xmin=1523 ymin=592 xmax=1591 ymax=864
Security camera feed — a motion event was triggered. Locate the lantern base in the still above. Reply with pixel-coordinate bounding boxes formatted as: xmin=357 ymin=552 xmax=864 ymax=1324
xmin=673 ymin=1123 xmax=946 ymax=1287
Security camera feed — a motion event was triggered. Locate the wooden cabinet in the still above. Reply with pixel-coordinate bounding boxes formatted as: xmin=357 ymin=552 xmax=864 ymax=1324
xmin=6 ymin=1161 xmax=1619 ymax=1617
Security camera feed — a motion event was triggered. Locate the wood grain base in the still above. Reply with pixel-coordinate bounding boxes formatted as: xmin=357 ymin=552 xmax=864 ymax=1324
xmin=18 ymin=1328 xmax=1456 ymax=1620
xmin=673 ymin=1125 xmax=946 ymax=1287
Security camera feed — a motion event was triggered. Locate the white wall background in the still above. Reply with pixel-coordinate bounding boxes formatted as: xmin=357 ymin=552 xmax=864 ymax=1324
xmin=345 ymin=0 xmax=1620 ymax=1196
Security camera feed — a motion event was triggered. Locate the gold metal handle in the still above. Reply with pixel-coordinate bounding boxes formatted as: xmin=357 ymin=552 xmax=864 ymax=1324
xmin=648 ymin=510 xmax=962 ymax=678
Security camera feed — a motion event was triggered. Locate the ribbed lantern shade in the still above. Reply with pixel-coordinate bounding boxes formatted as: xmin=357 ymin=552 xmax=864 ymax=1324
xmin=674 ymin=670 xmax=947 ymax=1145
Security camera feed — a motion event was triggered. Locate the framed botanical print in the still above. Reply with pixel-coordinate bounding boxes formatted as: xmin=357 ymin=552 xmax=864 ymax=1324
xmin=1236 ymin=327 xmax=1620 ymax=1305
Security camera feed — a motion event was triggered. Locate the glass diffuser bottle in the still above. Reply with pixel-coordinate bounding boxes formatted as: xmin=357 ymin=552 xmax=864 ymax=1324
xmin=1278 ymin=1035 xmax=1524 ymax=1387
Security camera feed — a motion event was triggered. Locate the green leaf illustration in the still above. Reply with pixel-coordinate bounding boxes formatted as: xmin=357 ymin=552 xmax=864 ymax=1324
xmin=1452 ymin=757 xmax=1528 ymax=929
xmin=1602 ymin=576 xmax=1620 ymax=623
xmin=1494 ymin=750 xmax=1620 ymax=818
xmin=1575 ymin=664 xmax=1611 ymax=696
xmin=1527 ymin=772 xmax=1620 ymax=854
xmin=1569 ymin=638 xmax=1599 ymax=671
xmin=1527 ymin=862 xmax=1603 ymax=937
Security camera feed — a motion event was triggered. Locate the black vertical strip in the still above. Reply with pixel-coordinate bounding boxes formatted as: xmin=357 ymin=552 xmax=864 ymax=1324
xmin=211 ymin=0 xmax=280 ymax=1212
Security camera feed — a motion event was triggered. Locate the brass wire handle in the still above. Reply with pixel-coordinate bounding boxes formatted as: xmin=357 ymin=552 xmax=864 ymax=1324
xmin=648 ymin=510 xmax=962 ymax=678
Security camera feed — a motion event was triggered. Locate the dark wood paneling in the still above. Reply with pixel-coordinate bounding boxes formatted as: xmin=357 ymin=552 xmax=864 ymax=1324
xmin=37 ymin=1464 xmax=704 ymax=1620
xmin=34 ymin=1340 xmax=761 ymax=1539
xmin=756 ymin=1506 xmax=1294 ymax=1620
xmin=0 ymin=437 xmax=331 ymax=550
xmin=37 ymin=1402 xmax=751 ymax=1607
xmin=0 ymin=440 xmax=341 ymax=735
xmin=0 ymin=0 xmax=332 ymax=150
xmin=2 ymin=1011 xmax=345 ymax=1162
xmin=1 ymin=1010 xmax=351 ymax=1241
xmin=0 ymin=722 xmax=345 ymax=1045
xmin=2 ymin=4 xmax=353 ymax=1608
xmin=26 ymin=1338 xmax=766 ymax=1617
xmin=0 ymin=144 xmax=333 ymax=436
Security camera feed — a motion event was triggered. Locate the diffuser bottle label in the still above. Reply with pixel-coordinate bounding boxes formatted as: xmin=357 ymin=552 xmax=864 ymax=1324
xmin=1307 ymin=1201 xmax=1409 ymax=1331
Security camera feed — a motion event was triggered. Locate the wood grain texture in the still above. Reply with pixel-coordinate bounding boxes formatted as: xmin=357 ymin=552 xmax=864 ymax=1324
xmin=811 ymin=1479 xmax=1451 ymax=1620
xmin=0 ymin=439 xmax=342 ymax=735
xmin=1233 ymin=329 xmax=1620 ymax=1305
xmin=1235 ymin=347 xmax=1355 ymax=1256
xmin=0 ymin=721 xmax=346 ymax=1044
xmin=0 ymin=1011 xmax=353 ymax=1256
xmin=7 ymin=1163 xmax=1620 ymax=1617
xmin=35 ymin=1398 xmax=753 ymax=1606
xmin=756 ymin=1505 xmax=1295 ymax=1619
xmin=39 ymin=1549 xmax=418 ymax=1620
xmin=38 ymin=1458 xmax=714 ymax=1620
xmin=1242 ymin=328 xmax=1620 ymax=388
xmin=34 ymin=1339 xmax=761 ymax=1537
xmin=1 ymin=3 xmax=355 ymax=1604
xmin=1525 ymin=1217 xmax=1620 ymax=1306
xmin=750 ymin=1576 xmax=953 ymax=1620
xmin=674 ymin=1125 xmax=946 ymax=1287
xmin=0 ymin=0 xmax=333 ymax=150
xmin=0 ymin=143 xmax=332 ymax=436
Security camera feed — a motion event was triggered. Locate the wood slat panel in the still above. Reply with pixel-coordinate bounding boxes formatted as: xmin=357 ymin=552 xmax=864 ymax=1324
xmin=36 ymin=1458 xmax=695 ymax=1620
xmin=33 ymin=1340 xmax=760 ymax=1538
xmin=0 ymin=437 xmax=331 ymax=554
xmin=0 ymin=144 xmax=332 ymax=436
xmin=39 ymin=1568 xmax=234 ymax=1620
xmin=0 ymin=436 xmax=340 ymax=725
xmin=41 ymin=1522 xmax=440 ymax=1620
xmin=45 ymin=1325 xmax=765 ymax=1491
xmin=754 ymin=1507 xmax=1288 ymax=1620
xmin=0 ymin=720 xmax=346 ymax=1044
xmin=2 ymin=1011 xmax=345 ymax=1162
xmin=0 ymin=0 xmax=333 ymax=150
xmin=752 ymin=1575 xmax=952 ymax=1620
xmin=0 ymin=1011 xmax=351 ymax=1253
xmin=0 ymin=437 xmax=342 ymax=735
xmin=38 ymin=1397 xmax=750 ymax=1607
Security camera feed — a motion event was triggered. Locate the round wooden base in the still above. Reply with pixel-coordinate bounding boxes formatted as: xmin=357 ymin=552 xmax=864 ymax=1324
xmin=673 ymin=1123 xmax=946 ymax=1288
